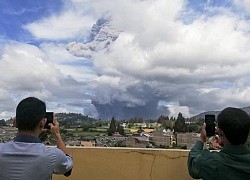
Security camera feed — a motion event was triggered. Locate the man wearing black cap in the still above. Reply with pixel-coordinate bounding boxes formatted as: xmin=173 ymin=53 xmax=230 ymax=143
xmin=188 ymin=107 xmax=250 ymax=180
xmin=0 ymin=97 xmax=73 ymax=180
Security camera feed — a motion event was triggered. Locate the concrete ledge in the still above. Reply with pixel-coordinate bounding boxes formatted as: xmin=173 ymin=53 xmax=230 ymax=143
xmin=53 ymin=147 xmax=193 ymax=180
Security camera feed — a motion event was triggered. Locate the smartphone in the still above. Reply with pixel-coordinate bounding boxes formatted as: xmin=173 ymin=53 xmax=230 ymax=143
xmin=45 ymin=112 xmax=54 ymax=129
xmin=205 ymin=114 xmax=216 ymax=137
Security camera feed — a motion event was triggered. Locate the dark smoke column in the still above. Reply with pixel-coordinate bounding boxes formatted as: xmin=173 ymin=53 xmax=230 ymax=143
xmin=92 ymin=99 xmax=160 ymax=120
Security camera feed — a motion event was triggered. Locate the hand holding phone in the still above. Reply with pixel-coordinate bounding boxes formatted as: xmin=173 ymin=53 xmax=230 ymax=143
xmin=205 ymin=114 xmax=216 ymax=137
xmin=45 ymin=112 xmax=54 ymax=129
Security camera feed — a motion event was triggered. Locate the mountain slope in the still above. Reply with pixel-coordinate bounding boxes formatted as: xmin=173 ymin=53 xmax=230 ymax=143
xmin=192 ymin=106 xmax=250 ymax=121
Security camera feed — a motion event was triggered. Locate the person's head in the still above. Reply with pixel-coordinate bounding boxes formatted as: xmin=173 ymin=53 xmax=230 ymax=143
xmin=217 ymin=107 xmax=250 ymax=145
xmin=16 ymin=97 xmax=46 ymax=131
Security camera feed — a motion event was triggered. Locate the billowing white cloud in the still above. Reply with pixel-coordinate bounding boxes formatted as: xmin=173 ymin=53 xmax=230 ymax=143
xmin=168 ymin=105 xmax=190 ymax=118
xmin=0 ymin=42 xmax=94 ymax=119
xmin=70 ymin=0 xmax=250 ymax=117
xmin=39 ymin=43 xmax=97 ymax=82
xmin=24 ymin=10 xmax=95 ymax=40
xmin=0 ymin=43 xmax=60 ymax=90
xmin=3 ymin=0 xmax=250 ymax=119
xmin=0 ymin=43 xmax=58 ymax=118
xmin=233 ymin=0 xmax=250 ymax=12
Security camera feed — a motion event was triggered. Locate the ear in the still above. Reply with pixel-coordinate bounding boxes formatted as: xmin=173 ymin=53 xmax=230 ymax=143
xmin=13 ymin=117 xmax=17 ymax=128
xmin=40 ymin=118 xmax=46 ymax=129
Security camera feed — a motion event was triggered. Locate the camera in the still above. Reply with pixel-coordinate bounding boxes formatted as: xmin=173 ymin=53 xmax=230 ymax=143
xmin=45 ymin=112 xmax=54 ymax=129
xmin=205 ymin=114 xmax=216 ymax=137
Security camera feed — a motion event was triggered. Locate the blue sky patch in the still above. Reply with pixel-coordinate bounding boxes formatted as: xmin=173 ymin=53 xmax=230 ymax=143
xmin=0 ymin=0 xmax=63 ymax=42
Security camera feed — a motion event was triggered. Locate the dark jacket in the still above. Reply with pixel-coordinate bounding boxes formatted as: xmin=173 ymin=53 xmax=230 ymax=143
xmin=188 ymin=140 xmax=250 ymax=180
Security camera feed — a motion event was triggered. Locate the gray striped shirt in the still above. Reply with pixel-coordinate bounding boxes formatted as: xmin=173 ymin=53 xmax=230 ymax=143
xmin=0 ymin=136 xmax=73 ymax=180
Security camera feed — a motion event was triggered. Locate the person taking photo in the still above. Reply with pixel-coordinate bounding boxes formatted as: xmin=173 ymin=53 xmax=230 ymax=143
xmin=0 ymin=97 xmax=73 ymax=180
xmin=188 ymin=107 xmax=250 ymax=180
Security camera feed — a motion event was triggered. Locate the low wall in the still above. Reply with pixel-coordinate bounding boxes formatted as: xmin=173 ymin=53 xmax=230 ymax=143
xmin=53 ymin=147 xmax=193 ymax=180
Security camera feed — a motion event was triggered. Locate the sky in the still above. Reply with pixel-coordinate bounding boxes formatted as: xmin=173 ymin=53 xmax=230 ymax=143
xmin=1 ymin=0 xmax=250 ymax=120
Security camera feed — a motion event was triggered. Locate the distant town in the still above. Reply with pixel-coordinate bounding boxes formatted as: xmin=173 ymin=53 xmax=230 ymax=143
xmin=1 ymin=112 xmax=250 ymax=150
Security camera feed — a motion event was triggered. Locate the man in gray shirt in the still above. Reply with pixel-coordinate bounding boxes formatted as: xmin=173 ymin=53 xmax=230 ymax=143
xmin=0 ymin=97 xmax=73 ymax=180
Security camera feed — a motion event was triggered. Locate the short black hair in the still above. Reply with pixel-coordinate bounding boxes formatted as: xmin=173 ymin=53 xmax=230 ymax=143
xmin=16 ymin=97 xmax=46 ymax=131
xmin=217 ymin=107 xmax=250 ymax=145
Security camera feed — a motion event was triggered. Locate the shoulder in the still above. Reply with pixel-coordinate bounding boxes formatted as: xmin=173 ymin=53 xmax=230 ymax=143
xmin=205 ymin=150 xmax=221 ymax=161
xmin=46 ymin=146 xmax=64 ymax=155
xmin=190 ymin=148 xmax=220 ymax=169
xmin=198 ymin=149 xmax=218 ymax=161
xmin=46 ymin=147 xmax=72 ymax=160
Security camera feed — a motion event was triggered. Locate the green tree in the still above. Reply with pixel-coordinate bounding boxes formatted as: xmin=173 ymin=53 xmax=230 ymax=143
xmin=117 ymin=123 xmax=126 ymax=136
xmin=0 ymin=119 xmax=6 ymax=126
xmin=107 ymin=117 xmax=117 ymax=136
xmin=162 ymin=119 xmax=174 ymax=130
xmin=157 ymin=115 xmax=164 ymax=124
xmin=187 ymin=124 xmax=200 ymax=132
xmin=174 ymin=113 xmax=187 ymax=132
xmin=157 ymin=115 xmax=169 ymax=123
xmin=128 ymin=117 xmax=143 ymax=123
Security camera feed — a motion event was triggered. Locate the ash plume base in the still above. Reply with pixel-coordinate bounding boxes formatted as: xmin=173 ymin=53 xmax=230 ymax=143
xmin=92 ymin=99 xmax=166 ymax=120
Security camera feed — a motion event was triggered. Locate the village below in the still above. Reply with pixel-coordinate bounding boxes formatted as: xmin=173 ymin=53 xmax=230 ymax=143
xmin=1 ymin=112 xmax=250 ymax=150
